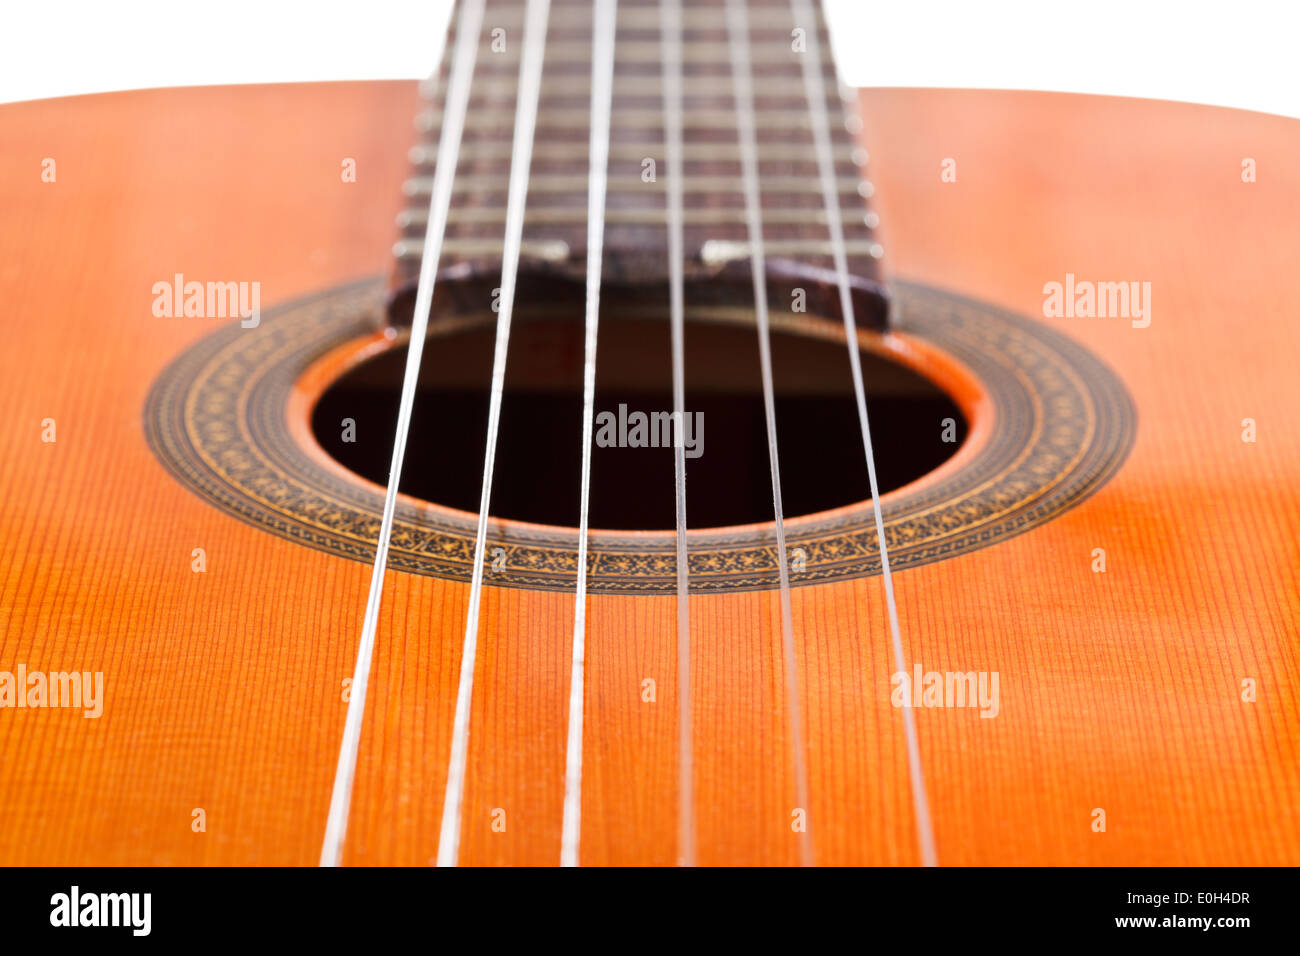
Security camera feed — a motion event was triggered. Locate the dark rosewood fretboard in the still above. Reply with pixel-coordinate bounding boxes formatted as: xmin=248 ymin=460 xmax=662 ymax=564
xmin=389 ymin=0 xmax=888 ymax=330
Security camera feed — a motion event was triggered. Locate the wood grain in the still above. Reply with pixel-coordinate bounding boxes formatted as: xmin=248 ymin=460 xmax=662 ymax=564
xmin=0 ymin=80 xmax=1296 ymax=865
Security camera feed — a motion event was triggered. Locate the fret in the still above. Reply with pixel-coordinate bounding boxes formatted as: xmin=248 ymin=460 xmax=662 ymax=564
xmin=448 ymin=94 xmax=848 ymax=113
xmin=517 ymin=27 xmax=834 ymax=46
xmin=467 ymin=62 xmax=839 ymax=79
xmin=467 ymin=40 xmax=817 ymax=61
xmin=416 ymin=107 xmax=829 ymax=131
xmin=474 ymin=7 xmax=821 ymax=30
xmin=445 ymin=74 xmax=852 ymax=98
xmin=465 ymin=7 xmax=832 ymax=29
xmin=397 ymin=205 xmax=880 ymax=229
xmin=402 ymin=173 xmax=865 ymax=197
xmin=700 ymin=238 xmax=884 ymax=264
xmin=393 ymin=237 xmax=570 ymax=262
xmin=441 ymin=55 xmax=838 ymax=80
xmin=410 ymin=141 xmax=864 ymax=165
xmin=392 ymin=236 xmax=883 ymax=263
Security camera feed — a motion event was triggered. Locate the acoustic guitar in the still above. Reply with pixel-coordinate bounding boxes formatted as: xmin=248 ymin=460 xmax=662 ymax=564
xmin=0 ymin=0 xmax=1296 ymax=868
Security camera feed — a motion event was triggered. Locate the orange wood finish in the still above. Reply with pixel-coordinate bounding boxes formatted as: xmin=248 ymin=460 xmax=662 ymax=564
xmin=0 ymin=81 xmax=1296 ymax=865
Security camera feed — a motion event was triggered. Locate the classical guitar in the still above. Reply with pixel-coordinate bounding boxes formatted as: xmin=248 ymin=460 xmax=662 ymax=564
xmin=0 ymin=0 xmax=1296 ymax=869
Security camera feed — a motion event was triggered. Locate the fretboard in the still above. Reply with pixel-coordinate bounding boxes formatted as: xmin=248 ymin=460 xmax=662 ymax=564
xmin=389 ymin=0 xmax=888 ymax=330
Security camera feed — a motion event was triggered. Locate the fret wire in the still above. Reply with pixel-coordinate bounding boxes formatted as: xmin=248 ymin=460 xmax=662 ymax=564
xmin=413 ymin=141 xmax=861 ymax=163
xmin=474 ymin=7 xmax=807 ymax=24
xmin=394 ymin=237 xmax=569 ymax=261
xmin=469 ymin=64 xmax=838 ymax=79
xmin=465 ymin=40 xmax=819 ymax=59
xmin=444 ymin=74 xmax=835 ymax=96
xmin=441 ymin=59 xmax=839 ymax=78
xmin=418 ymin=107 xmax=828 ymax=128
xmin=472 ymin=11 xmax=827 ymax=30
xmin=445 ymin=95 xmax=849 ymax=111
xmin=403 ymin=174 xmax=864 ymax=195
xmin=399 ymin=206 xmax=874 ymax=227
xmin=701 ymin=237 xmax=883 ymax=262
xmin=391 ymin=237 xmax=884 ymax=261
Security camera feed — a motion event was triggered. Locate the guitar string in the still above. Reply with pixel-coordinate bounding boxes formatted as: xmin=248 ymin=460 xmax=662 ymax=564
xmin=789 ymin=0 xmax=938 ymax=867
xmin=724 ymin=0 xmax=815 ymax=868
xmin=319 ymin=0 xmax=486 ymax=869
xmin=435 ymin=0 xmax=552 ymax=868
xmin=659 ymin=0 xmax=695 ymax=868
xmin=559 ymin=0 xmax=618 ymax=868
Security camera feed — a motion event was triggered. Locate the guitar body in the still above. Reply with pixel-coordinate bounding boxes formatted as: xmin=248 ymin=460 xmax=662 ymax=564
xmin=0 ymin=78 xmax=1296 ymax=866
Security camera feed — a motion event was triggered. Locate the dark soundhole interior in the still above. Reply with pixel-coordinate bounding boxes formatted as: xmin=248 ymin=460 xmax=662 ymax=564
xmin=312 ymin=314 xmax=966 ymax=530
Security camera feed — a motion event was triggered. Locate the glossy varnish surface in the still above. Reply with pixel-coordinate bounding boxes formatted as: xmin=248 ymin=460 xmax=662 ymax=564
xmin=0 ymin=81 xmax=1296 ymax=864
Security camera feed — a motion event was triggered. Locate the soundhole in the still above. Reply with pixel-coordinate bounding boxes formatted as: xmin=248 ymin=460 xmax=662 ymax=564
xmin=311 ymin=314 xmax=966 ymax=530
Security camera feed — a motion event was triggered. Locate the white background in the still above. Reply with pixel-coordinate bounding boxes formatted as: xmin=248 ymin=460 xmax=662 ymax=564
xmin=1 ymin=0 xmax=1298 ymax=118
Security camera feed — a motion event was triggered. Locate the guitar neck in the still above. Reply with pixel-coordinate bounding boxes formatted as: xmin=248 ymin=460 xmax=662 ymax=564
xmin=390 ymin=0 xmax=888 ymax=330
